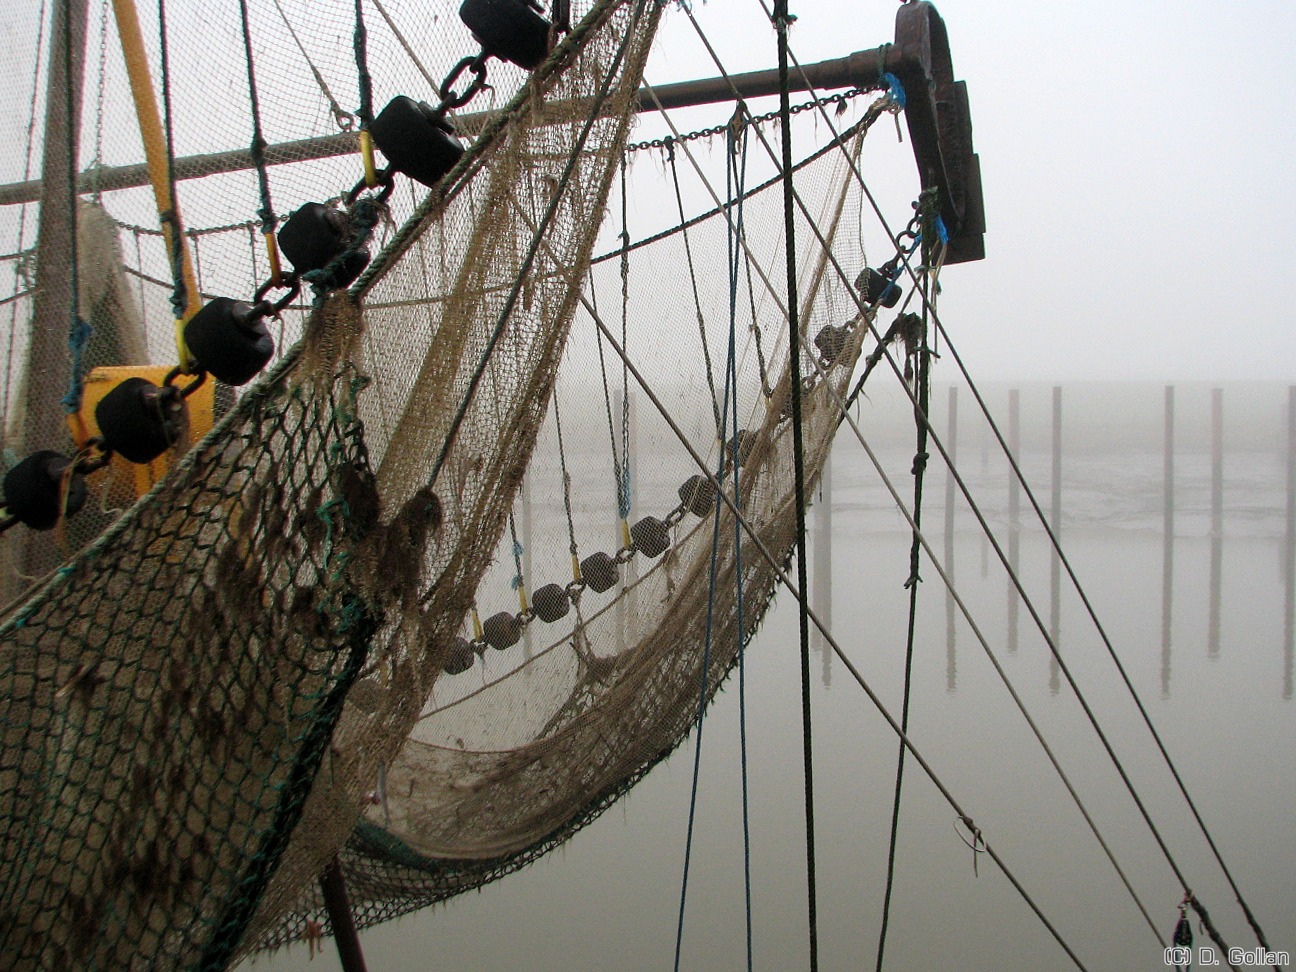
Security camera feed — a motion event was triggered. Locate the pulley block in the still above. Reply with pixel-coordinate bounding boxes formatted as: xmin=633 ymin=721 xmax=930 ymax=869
xmin=630 ymin=516 xmax=670 ymax=559
xmin=678 ymin=474 xmax=716 ymax=517
xmin=580 ymin=551 xmax=618 ymax=593
xmin=370 ymin=97 xmax=466 ymax=188
xmin=3 ymin=451 xmax=88 ymax=531
xmin=442 ymin=637 xmax=476 ymax=675
xmin=95 ymin=376 xmax=185 ymax=465
xmin=482 ymin=611 xmax=522 ymax=650
xmin=531 ymin=582 xmax=570 ymax=622
xmin=459 ymin=0 xmax=552 ymax=71
xmin=856 ymin=267 xmax=901 ymax=309
xmin=279 ymin=203 xmax=371 ymax=288
xmin=183 ymin=297 xmax=275 ymax=386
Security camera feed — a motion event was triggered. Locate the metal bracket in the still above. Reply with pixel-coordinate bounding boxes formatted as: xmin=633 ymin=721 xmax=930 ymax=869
xmin=891 ymin=1 xmax=985 ymax=264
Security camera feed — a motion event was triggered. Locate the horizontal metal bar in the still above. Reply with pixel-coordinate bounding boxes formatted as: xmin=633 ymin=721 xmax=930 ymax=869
xmin=0 ymin=51 xmax=893 ymax=208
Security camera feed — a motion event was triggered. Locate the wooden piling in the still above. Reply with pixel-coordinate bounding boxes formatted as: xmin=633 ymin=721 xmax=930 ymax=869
xmin=1209 ymin=387 xmax=1222 ymax=657
xmin=1007 ymin=388 xmax=1020 ymax=653
xmin=944 ymin=385 xmax=957 ymax=691
xmin=1161 ymin=385 xmax=1174 ymax=697
xmin=320 ymin=856 xmax=368 ymax=972
xmin=1049 ymin=385 xmax=1061 ymax=693
xmin=1284 ymin=385 xmax=1293 ymax=700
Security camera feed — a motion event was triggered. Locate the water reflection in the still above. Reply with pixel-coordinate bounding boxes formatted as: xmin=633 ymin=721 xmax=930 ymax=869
xmin=1161 ymin=385 xmax=1174 ymax=698
xmin=944 ymin=386 xmax=957 ymax=693
xmin=1049 ymin=385 xmax=1062 ymax=694
xmin=813 ymin=453 xmax=832 ymax=689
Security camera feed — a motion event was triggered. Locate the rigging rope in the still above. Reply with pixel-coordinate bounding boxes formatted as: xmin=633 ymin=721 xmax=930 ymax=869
xmin=238 ymin=0 xmax=281 ymax=283
xmin=772 ymin=2 xmax=819 ymax=967
xmin=926 ymin=313 xmax=1279 ymax=960
xmin=156 ymin=0 xmax=187 ymax=330
xmin=874 ymin=194 xmax=938 ymax=972
xmin=269 ymin=0 xmax=353 ymax=131
xmin=60 ymin=3 xmax=90 ymax=416
xmin=667 ymin=139 xmax=723 ymax=433
xmin=680 ymin=7 xmax=1249 ymax=953
xmin=578 ymin=298 xmax=1093 ymax=971
xmin=649 ymin=15 xmax=1170 ymax=955
xmin=726 ymin=119 xmax=755 ymax=972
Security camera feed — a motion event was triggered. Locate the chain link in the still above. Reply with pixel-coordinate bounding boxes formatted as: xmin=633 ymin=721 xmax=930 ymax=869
xmin=628 ymin=87 xmax=872 ymax=154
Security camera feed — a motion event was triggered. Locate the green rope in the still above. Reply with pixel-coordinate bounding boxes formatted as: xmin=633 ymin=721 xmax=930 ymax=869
xmin=157 ymin=0 xmax=189 ymax=323
xmin=353 ymin=0 xmax=373 ymax=129
xmin=238 ymin=0 xmax=277 ymax=237
xmin=60 ymin=0 xmax=89 ymax=414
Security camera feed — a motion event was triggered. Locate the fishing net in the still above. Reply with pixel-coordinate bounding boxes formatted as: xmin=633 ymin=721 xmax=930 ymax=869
xmin=0 ymin=0 xmax=660 ymax=966
xmin=255 ymin=109 xmax=887 ymax=942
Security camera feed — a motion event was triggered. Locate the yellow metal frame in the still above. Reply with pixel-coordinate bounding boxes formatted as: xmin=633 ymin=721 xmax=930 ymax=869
xmin=111 ymin=0 xmax=201 ymax=372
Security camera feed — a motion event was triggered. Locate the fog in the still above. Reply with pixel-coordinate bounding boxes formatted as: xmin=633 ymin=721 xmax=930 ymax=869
xmin=646 ymin=1 xmax=1296 ymax=383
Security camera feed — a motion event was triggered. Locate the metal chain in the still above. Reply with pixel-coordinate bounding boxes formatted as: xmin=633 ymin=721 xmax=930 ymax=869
xmin=627 ymin=86 xmax=871 ymax=153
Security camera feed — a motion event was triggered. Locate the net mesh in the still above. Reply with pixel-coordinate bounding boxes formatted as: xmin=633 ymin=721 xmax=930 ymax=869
xmin=254 ymin=114 xmax=883 ymax=943
xmin=1 ymin=0 xmax=662 ymax=966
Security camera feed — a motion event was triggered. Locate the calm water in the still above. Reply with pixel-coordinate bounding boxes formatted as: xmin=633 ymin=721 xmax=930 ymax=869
xmin=247 ymin=382 xmax=1295 ymax=971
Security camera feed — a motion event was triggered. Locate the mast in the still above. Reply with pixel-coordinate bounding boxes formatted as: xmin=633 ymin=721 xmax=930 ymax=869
xmin=17 ymin=0 xmax=90 ymax=585
xmin=25 ymin=0 xmax=90 ymax=457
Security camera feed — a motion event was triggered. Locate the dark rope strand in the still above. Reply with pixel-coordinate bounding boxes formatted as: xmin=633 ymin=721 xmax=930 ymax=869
xmin=618 ymin=155 xmax=631 ymax=520
xmin=774 ymin=2 xmax=818 ymax=966
xmin=423 ymin=0 xmax=657 ymax=498
xmin=61 ymin=0 xmax=89 ymax=414
xmin=592 ymin=279 xmax=627 ymax=525
xmin=929 ymin=312 xmax=1278 ymax=960
xmin=352 ymin=0 xmax=373 ymax=128
xmin=875 ymin=255 xmax=934 ymax=972
xmin=238 ymin=0 xmax=277 ymax=237
xmin=667 ymin=140 xmax=722 ymax=432
xmin=672 ymin=207 xmax=741 ymax=972
xmin=584 ymin=303 xmax=1092 ymax=971
xmin=157 ymin=0 xmax=187 ymax=322
xmin=717 ymin=21 xmax=1264 ymax=950
xmin=728 ymin=126 xmax=755 ymax=972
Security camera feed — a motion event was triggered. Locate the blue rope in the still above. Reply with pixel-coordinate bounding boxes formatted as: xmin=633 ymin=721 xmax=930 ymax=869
xmin=881 ymin=71 xmax=906 ymax=110
xmin=61 ymin=1 xmax=88 ymax=415
xmin=672 ymin=242 xmax=734 ymax=972
xmin=61 ymin=315 xmax=92 ymax=411
xmin=728 ymin=120 xmax=754 ymax=972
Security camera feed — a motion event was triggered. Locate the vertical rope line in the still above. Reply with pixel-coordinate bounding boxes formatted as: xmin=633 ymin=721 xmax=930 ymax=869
xmin=551 ymin=386 xmax=579 ymax=563
xmin=667 ymin=140 xmax=723 ymax=433
xmin=618 ymin=155 xmax=631 ymax=520
xmin=672 ymin=239 xmax=739 ymax=972
xmin=875 ymin=222 xmax=935 ymax=972
xmin=156 ymin=0 xmax=187 ymax=323
xmin=728 ymin=123 xmax=754 ymax=972
xmin=60 ymin=0 xmax=91 ymax=415
xmin=238 ymin=0 xmax=277 ymax=238
xmin=773 ymin=2 xmax=818 ymax=966
xmin=3 ymin=0 xmax=47 ymax=441
xmin=352 ymin=0 xmax=373 ymax=128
